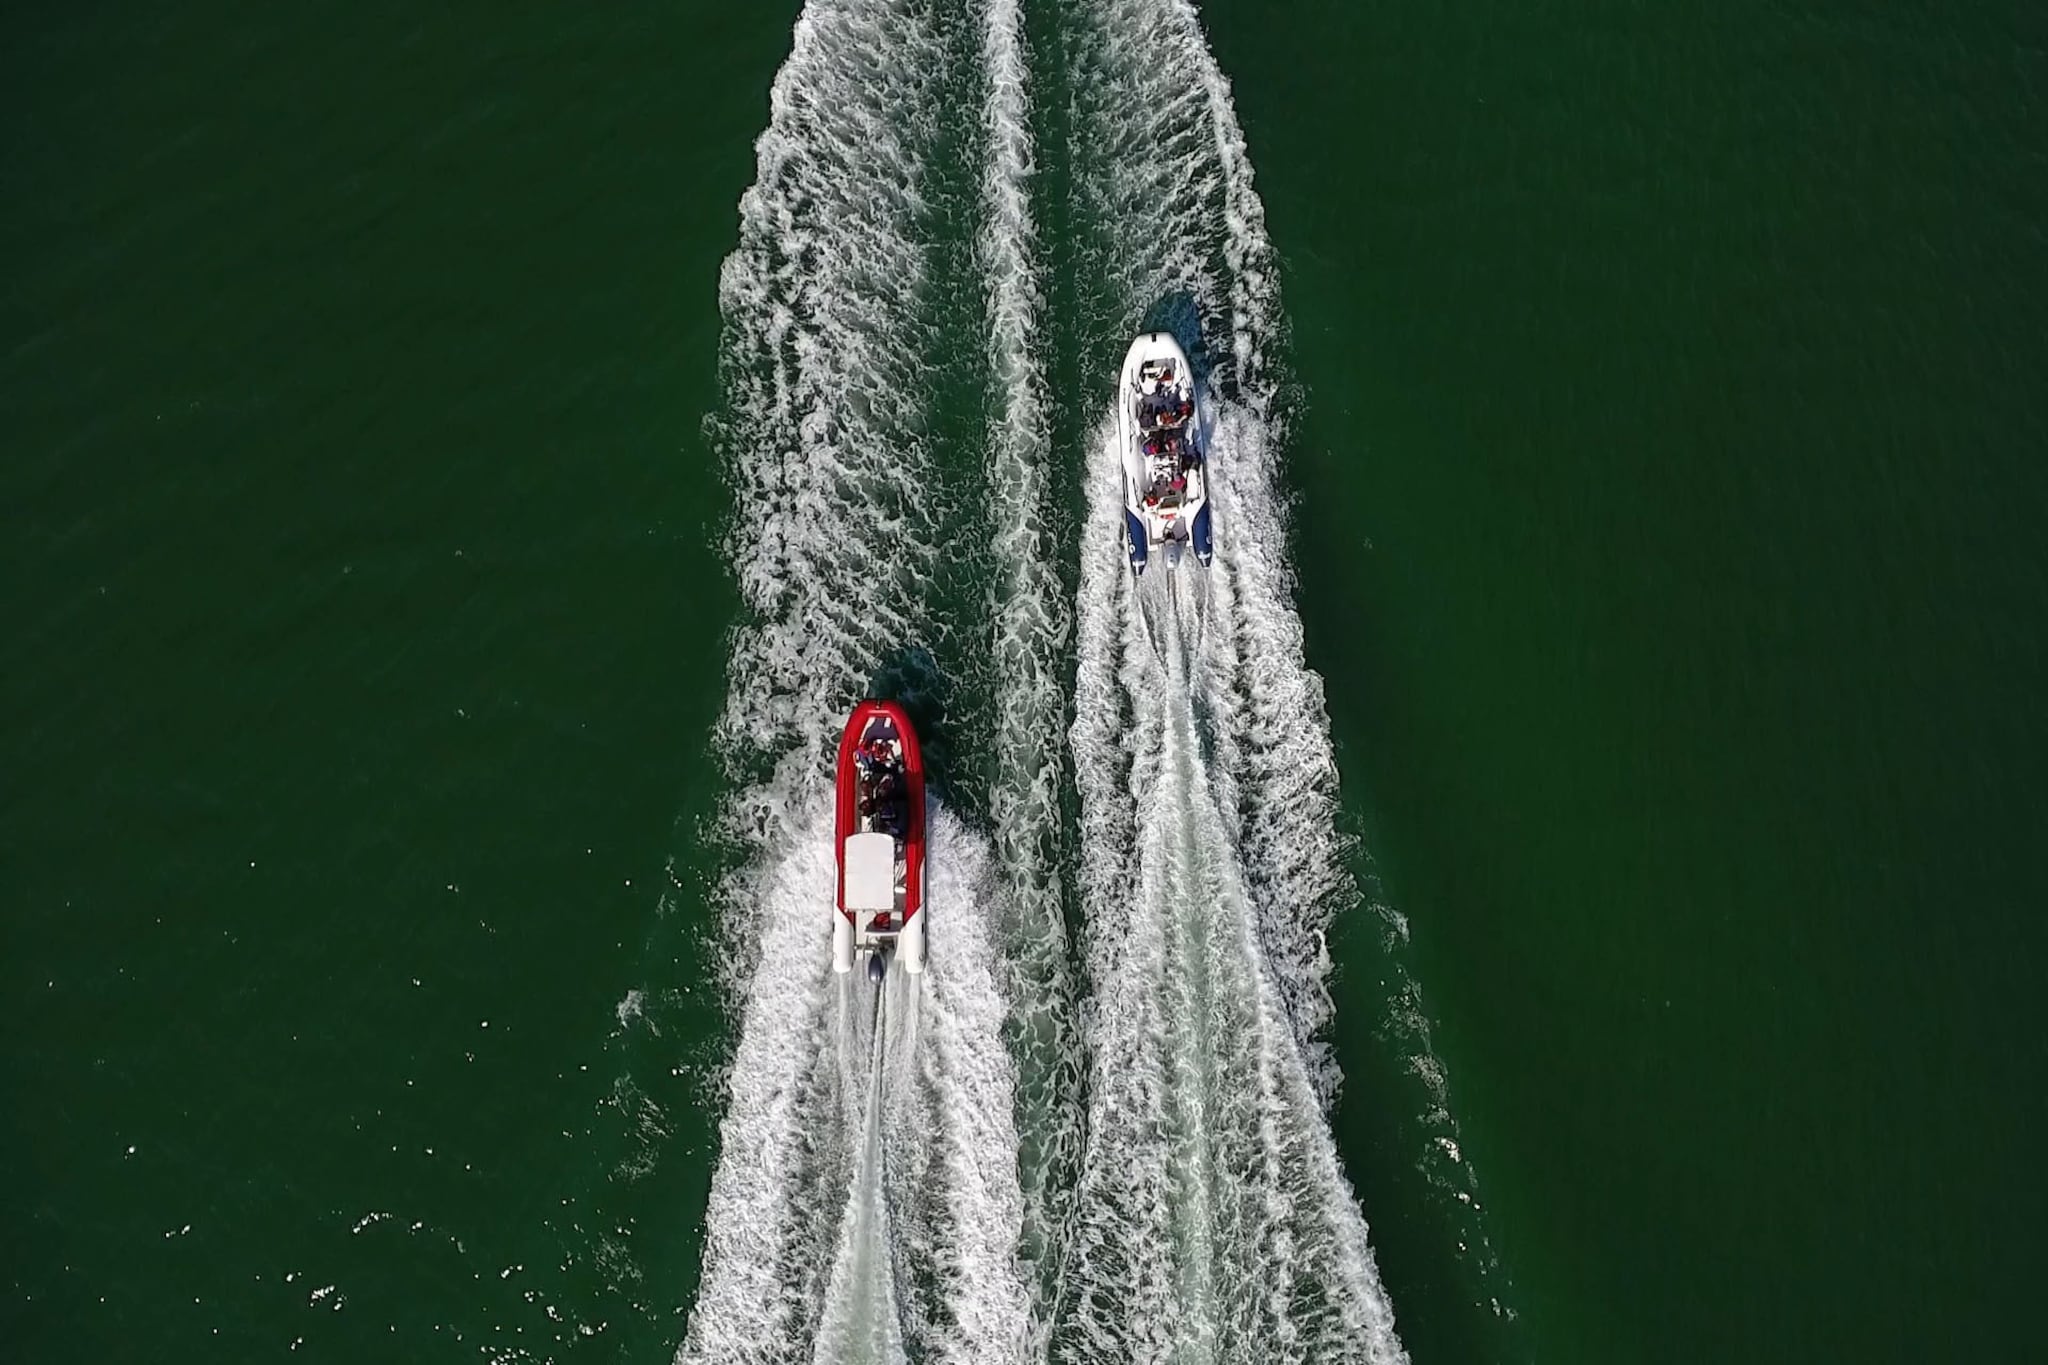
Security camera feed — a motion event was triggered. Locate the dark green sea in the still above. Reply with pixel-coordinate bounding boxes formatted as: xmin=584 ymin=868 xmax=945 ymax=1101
xmin=6 ymin=1 xmax=2044 ymax=1362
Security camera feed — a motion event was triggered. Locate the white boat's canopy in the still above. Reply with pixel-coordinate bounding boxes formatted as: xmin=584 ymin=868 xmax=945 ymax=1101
xmin=843 ymin=832 xmax=897 ymax=912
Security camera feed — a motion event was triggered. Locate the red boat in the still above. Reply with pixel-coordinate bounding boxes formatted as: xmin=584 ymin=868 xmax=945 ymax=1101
xmin=833 ymin=700 xmax=926 ymax=977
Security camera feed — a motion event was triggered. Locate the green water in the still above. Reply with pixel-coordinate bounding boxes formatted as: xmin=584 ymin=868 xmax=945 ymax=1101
xmin=6 ymin=1 xmax=2045 ymax=1362
xmin=1211 ymin=0 xmax=2048 ymax=1356
xmin=4 ymin=4 xmax=783 ymax=1358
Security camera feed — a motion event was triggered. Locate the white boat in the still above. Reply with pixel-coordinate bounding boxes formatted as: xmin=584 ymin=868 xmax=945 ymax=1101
xmin=1117 ymin=331 xmax=1212 ymax=574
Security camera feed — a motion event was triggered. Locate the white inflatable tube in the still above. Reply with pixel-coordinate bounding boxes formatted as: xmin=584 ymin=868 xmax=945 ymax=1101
xmin=832 ymin=913 xmax=853 ymax=974
xmin=899 ymin=909 xmax=925 ymax=974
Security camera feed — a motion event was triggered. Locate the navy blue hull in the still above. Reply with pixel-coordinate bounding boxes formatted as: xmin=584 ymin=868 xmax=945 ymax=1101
xmin=1191 ymin=503 xmax=1214 ymax=567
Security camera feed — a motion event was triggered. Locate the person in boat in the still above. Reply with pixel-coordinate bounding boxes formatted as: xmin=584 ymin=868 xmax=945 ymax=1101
xmin=861 ymin=792 xmax=903 ymax=838
xmin=867 ymin=771 xmax=907 ymax=837
xmin=1137 ymin=377 xmax=1161 ymax=431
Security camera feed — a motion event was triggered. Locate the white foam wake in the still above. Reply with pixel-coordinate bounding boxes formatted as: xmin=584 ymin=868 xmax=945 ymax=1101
xmin=975 ymin=0 xmax=1081 ymax=1325
xmin=713 ymin=0 xmax=963 ymax=868
xmin=1060 ymin=0 xmax=1515 ymax=1338
xmin=679 ymin=806 xmax=1031 ymax=1365
xmin=683 ymin=2 xmax=1030 ymax=1360
xmin=1073 ymin=3 xmax=1505 ymax=1308
xmin=810 ymin=984 xmax=909 ymax=1365
xmin=1056 ymin=421 xmax=1407 ymax=1364
xmin=1064 ymin=0 xmax=1355 ymax=1071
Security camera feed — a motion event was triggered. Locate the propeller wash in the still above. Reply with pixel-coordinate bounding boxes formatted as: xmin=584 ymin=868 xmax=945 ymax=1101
xmin=674 ymin=0 xmax=1509 ymax=1359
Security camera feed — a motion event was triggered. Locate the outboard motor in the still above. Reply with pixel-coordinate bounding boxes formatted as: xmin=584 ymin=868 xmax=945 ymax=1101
xmin=866 ymin=951 xmax=887 ymax=984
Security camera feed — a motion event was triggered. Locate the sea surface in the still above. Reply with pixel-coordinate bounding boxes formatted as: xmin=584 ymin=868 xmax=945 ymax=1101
xmin=5 ymin=1 xmax=2044 ymax=1362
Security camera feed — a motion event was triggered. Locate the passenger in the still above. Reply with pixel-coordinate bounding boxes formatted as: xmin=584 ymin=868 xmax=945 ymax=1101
xmin=873 ymin=799 xmax=906 ymax=838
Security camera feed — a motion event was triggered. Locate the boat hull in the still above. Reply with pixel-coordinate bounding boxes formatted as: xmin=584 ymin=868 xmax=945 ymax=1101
xmin=832 ymin=699 xmax=927 ymax=974
xmin=1117 ymin=331 xmax=1213 ymax=573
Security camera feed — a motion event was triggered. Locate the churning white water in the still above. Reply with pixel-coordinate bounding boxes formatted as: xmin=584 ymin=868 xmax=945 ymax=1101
xmin=1048 ymin=0 xmax=1425 ymax=1358
xmin=1056 ymin=414 xmax=1407 ymax=1364
xmin=679 ymin=806 xmax=1031 ymax=1365
xmin=679 ymin=1 xmax=1030 ymax=1360
xmin=676 ymin=0 xmax=1509 ymax=1355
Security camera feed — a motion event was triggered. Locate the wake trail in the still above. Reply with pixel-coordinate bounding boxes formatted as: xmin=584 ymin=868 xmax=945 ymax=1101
xmin=975 ymin=0 xmax=1081 ymax=1330
xmin=813 ymin=990 xmax=909 ymax=1365
xmin=1066 ymin=0 xmax=1339 ymax=1063
xmin=679 ymin=807 xmax=1030 ymax=1365
xmin=1057 ymin=423 xmax=1406 ymax=1364
xmin=1056 ymin=0 xmax=1511 ymax=1338
xmin=680 ymin=1 xmax=1030 ymax=1360
xmin=713 ymin=0 xmax=966 ymax=844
